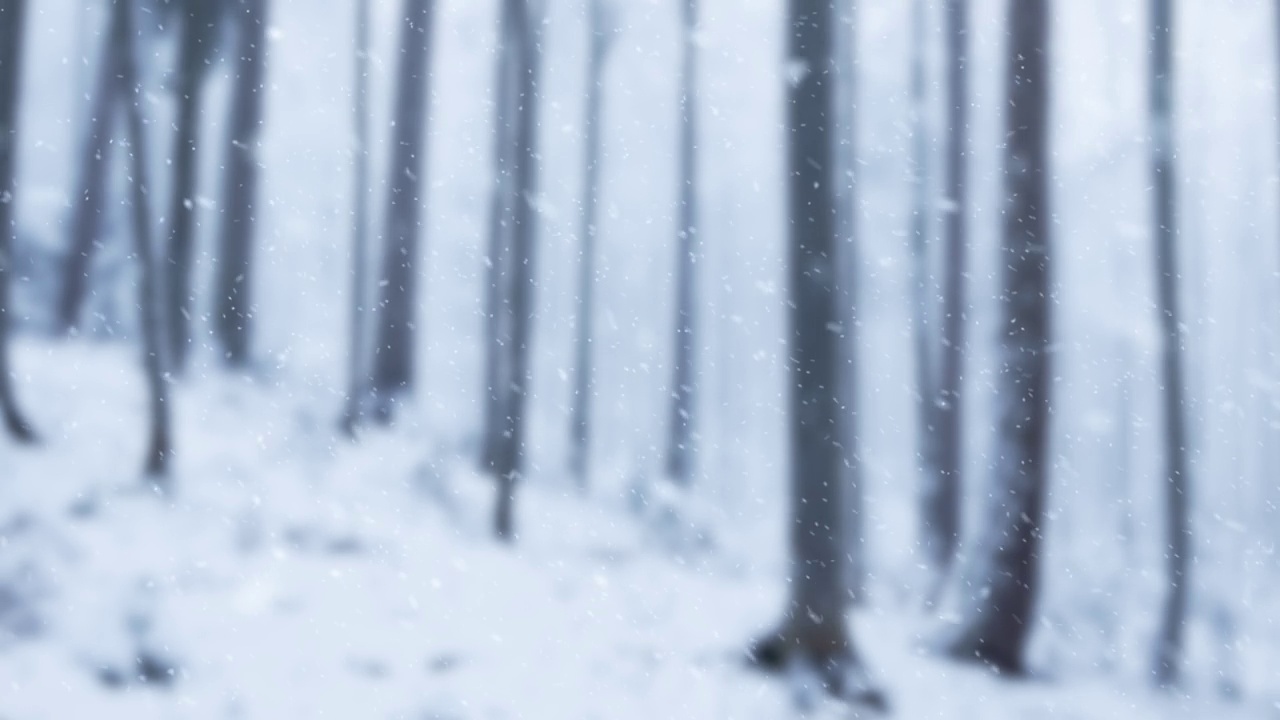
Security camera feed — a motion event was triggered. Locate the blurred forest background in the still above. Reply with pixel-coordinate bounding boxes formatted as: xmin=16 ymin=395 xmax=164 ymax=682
xmin=1 ymin=0 xmax=1279 ymax=717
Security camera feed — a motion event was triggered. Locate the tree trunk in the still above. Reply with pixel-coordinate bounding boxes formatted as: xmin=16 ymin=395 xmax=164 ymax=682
xmin=937 ymin=0 xmax=1049 ymax=674
xmin=341 ymin=0 xmax=372 ymax=435
xmin=1150 ymin=0 xmax=1190 ymax=688
xmin=214 ymin=0 xmax=268 ymax=368
xmin=57 ymin=10 xmax=123 ymax=335
xmin=664 ymin=0 xmax=697 ymax=487
xmin=921 ymin=0 xmax=968 ymax=589
xmin=748 ymin=0 xmax=882 ymax=708
xmin=492 ymin=0 xmax=540 ymax=542
xmin=163 ymin=0 xmax=213 ymax=372
xmin=0 ymin=0 xmax=35 ymax=442
xmin=481 ymin=6 xmax=517 ymax=470
xmin=832 ymin=0 xmax=865 ymax=606
xmin=116 ymin=0 xmax=172 ymax=478
xmin=368 ymin=0 xmax=435 ymax=420
xmin=570 ymin=0 xmax=609 ymax=489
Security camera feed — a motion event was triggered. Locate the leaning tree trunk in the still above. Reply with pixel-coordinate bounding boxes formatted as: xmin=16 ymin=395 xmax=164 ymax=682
xmin=214 ymin=0 xmax=267 ymax=368
xmin=921 ymin=0 xmax=968 ymax=589
xmin=341 ymin=0 xmax=372 ymax=434
xmin=368 ymin=0 xmax=435 ymax=421
xmin=116 ymin=0 xmax=172 ymax=478
xmin=569 ymin=0 xmax=611 ymax=489
xmin=491 ymin=0 xmax=540 ymax=542
xmin=0 ymin=0 xmax=35 ymax=442
xmin=832 ymin=0 xmax=865 ymax=606
xmin=163 ymin=0 xmax=213 ymax=372
xmin=748 ymin=0 xmax=883 ymax=709
xmin=481 ymin=6 xmax=517 ymax=471
xmin=57 ymin=8 xmax=124 ymax=335
xmin=1150 ymin=0 xmax=1190 ymax=688
xmin=664 ymin=0 xmax=698 ymax=487
xmin=937 ymin=0 xmax=1050 ymax=675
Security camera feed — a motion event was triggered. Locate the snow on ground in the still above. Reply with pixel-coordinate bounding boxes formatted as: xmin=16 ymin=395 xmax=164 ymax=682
xmin=0 ymin=341 xmax=1272 ymax=720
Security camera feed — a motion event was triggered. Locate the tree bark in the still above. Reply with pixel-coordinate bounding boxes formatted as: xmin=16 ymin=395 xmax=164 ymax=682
xmin=57 ymin=10 xmax=123 ymax=335
xmin=570 ymin=0 xmax=610 ymax=489
xmin=341 ymin=0 xmax=372 ymax=434
xmin=481 ymin=5 xmax=517 ymax=470
xmin=116 ymin=0 xmax=172 ymax=478
xmin=0 ymin=0 xmax=35 ymax=442
xmin=748 ymin=0 xmax=882 ymax=708
xmin=214 ymin=0 xmax=268 ymax=368
xmin=664 ymin=0 xmax=698 ymax=486
xmin=937 ymin=0 xmax=1050 ymax=674
xmin=163 ymin=0 xmax=214 ymax=372
xmin=920 ymin=0 xmax=968 ymax=589
xmin=369 ymin=0 xmax=435 ymax=419
xmin=491 ymin=0 xmax=540 ymax=542
xmin=1150 ymin=0 xmax=1190 ymax=688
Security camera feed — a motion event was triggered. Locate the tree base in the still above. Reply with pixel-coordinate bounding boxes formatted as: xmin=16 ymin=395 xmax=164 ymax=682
xmin=935 ymin=618 xmax=1027 ymax=676
xmin=748 ymin=626 xmax=888 ymax=713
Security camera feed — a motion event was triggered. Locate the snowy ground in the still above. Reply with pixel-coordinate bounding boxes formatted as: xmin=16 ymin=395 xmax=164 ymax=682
xmin=0 ymin=341 xmax=1272 ymax=720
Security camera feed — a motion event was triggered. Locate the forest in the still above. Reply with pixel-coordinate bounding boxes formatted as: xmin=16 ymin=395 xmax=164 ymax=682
xmin=0 ymin=0 xmax=1277 ymax=717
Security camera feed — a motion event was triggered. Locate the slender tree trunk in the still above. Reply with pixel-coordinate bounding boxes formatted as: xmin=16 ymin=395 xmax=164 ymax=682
xmin=163 ymin=0 xmax=212 ymax=372
xmin=664 ymin=0 xmax=698 ymax=486
xmin=832 ymin=0 xmax=865 ymax=606
xmin=341 ymin=0 xmax=372 ymax=435
xmin=214 ymin=0 xmax=268 ymax=367
xmin=481 ymin=7 xmax=517 ymax=470
xmin=570 ymin=0 xmax=609 ymax=489
xmin=368 ymin=0 xmax=435 ymax=420
xmin=937 ymin=0 xmax=1050 ymax=674
xmin=57 ymin=14 xmax=123 ymax=334
xmin=1150 ymin=0 xmax=1190 ymax=687
xmin=116 ymin=0 xmax=172 ymax=478
xmin=748 ymin=0 xmax=882 ymax=708
xmin=921 ymin=0 xmax=967 ymax=587
xmin=492 ymin=0 xmax=540 ymax=542
xmin=0 ymin=0 xmax=34 ymax=442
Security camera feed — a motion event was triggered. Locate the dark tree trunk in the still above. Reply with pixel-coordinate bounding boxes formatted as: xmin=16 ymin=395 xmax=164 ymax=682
xmin=341 ymin=0 xmax=372 ymax=435
xmin=491 ymin=0 xmax=540 ymax=542
xmin=664 ymin=0 xmax=697 ymax=487
xmin=116 ymin=0 xmax=172 ymax=478
xmin=832 ymin=0 xmax=865 ymax=606
xmin=368 ymin=0 xmax=435 ymax=420
xmin=937 ymin=0 xmax=1050 ymax=674
xmin=748 ymin=0 xmax=882 ymax=709
xmin=57 ymin=9 xmax=123 ymax=335
xmin=921 ymin=0 xmax=968 ymax=589
xmin=569 ymin=0 xmax=610 ymax=489
xmin=1150 ymin=0 xmax=1190 ymax=688
xmin=214 ymin=0 xmax=267 ymax=367
xmin=163 ymin=0 xmax=213 ymax=372
xmin=906 ymin=0 xmax=937 ymax=596
xmin=0 ymin=0 xmax=35 ymax=442
xmin=481 ymin=6 xmax=517 ymax=471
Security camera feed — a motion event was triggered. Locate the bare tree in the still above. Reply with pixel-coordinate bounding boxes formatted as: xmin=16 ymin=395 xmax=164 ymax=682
xmin=57 ymin=6 xmax=123 ymax=335
xmin=0 ymin=0 xmax=35 ymax=441
xmin=748 ymin=0 xmax=883 ymax=708
xmin=490 ymin=0 xmax=540 ymax=541
xmin=368 ymin=0 xmax=435 ymax=420
xmin=664 ymin=0 xmax=698 ymax=487
xmin=163 ymin=0 xmax=215 ymax=371
xmin=920 ymin=0 xmax=968 ymax=591
xmin=341 ymin=0 xmax=372 ymax=434
xmin=116 ymin=0 xmax=172 ymax=477
xmin=1150 ymin=0 xmax=1190 ymax=688
xmin=937 ymin=0 xmax=1050 ymax=673
xmin=569 ymin=0 xmax=615 ymax=489
xmin=214 ymin=0 xmax=268 ymax=367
